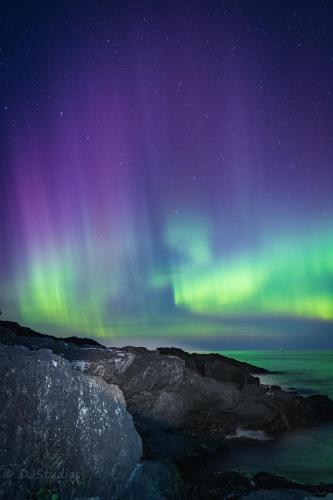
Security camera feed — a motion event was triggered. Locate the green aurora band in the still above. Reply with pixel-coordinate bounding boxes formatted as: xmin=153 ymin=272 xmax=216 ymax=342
xmin=14 ymin=220 xmax=333 ymax=337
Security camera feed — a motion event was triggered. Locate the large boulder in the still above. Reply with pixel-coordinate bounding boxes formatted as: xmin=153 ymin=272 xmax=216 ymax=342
xmin=71 ymin=347 xmax=186 ymax=399
xmin=0 ymin=343 xmax=142 ymax=499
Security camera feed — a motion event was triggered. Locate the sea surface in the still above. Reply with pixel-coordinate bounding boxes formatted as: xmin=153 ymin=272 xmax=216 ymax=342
xmin=208 ymin=350 xmax=333 ymax=484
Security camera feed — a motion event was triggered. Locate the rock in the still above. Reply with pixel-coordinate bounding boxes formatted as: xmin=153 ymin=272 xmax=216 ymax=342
xmin=189 ymin=470 xmax=333 ymax=499
xmin=69 ymin=344 xmax=333 ymax=457
xmin=190 ymin=470 xmax=252 ymax=499
xmin=158 ymin=347 xmax=269 ymax=375
xmin=1 ymin=322 xmax=333 ymax=458
xmin=242 ymin=490 xmax=324 ymax=499
xmin=0 ymin=320 xmax=104 ymax=351
xmin=253 ymin=472 xmax=333 ymax=494
xmin=0 ymin=343 xmax=142 ymax=499
xmin=69 ymin=347 xmax=244 ymax=457
xmin=204 ymin=358 xmax=257 ymax=387
xmin=1 ymin=321 xmax=333 ymax=466
xmin=127 ymin=460 xmax=185 ymax=499
xmin=255 ymin=387 xmax=333 ymax=429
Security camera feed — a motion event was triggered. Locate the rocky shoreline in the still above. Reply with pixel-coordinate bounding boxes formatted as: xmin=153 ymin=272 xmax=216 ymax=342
xmin=0 ymin=320 xmax=332 ymax=499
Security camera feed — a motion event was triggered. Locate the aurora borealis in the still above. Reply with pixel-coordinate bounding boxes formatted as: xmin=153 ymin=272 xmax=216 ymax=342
xmin=1 ymin=1 xmax=333 ymax=345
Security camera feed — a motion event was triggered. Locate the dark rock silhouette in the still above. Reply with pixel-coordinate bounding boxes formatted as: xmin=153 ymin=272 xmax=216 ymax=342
xmin=0 ymin=320 xmax=332 ymax=498
xmin=0 ymin=320 xmax=104 ymax=348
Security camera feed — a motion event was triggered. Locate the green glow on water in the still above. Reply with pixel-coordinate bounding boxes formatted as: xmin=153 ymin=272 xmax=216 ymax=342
xmin=213 ymin=350 xmax=333 ymax=484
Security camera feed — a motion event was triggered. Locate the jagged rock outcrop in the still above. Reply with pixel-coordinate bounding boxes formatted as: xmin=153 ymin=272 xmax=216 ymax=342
xmin=1 ymin=320 xmax=333 ymax=499
xmin=157 ymin=347 xmax=267 ymax=386
xmin=67 ymin=346 xmax=333 ymax=458
xmin=69 ymin=347 xmax=242 ymax=429
xmin=1 ymin=320 xmax=333 ymax=463
xmin=0 ymin=342 xmax=142 ymax=499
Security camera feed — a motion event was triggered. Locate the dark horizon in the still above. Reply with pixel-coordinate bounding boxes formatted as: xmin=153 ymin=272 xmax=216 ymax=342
xmin=2 ymin=315 xmax=333 ymax=350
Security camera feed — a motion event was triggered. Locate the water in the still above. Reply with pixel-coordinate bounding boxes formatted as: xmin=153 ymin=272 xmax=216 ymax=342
xmin=211 ymin=350 xmax=333 ymax=484
xmin=225 ymin=350 xmax=333 ymax=399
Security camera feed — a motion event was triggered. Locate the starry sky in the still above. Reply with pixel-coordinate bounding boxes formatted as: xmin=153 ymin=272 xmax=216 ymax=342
xmin=1 ymin=1 xmax=333 ymax=347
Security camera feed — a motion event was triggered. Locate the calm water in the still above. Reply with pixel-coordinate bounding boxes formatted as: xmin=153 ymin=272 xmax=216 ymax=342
xmin=211 ymin=350 xmax=333 ymax=484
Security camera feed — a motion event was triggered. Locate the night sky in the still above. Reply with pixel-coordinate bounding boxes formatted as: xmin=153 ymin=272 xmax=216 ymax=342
xmin=1 ymin=1 xmax=333 ymax=347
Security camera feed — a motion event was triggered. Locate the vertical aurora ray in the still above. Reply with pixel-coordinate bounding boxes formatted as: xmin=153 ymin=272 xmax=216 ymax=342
xmin=6 ymin=67 xmax=160 ymax=336
xmin=1 ymin=2 xmax=333 ymax=341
